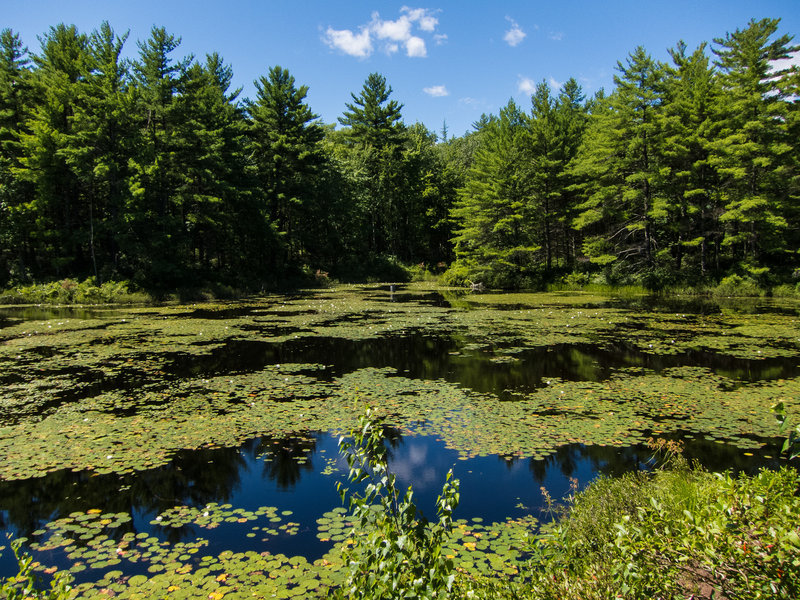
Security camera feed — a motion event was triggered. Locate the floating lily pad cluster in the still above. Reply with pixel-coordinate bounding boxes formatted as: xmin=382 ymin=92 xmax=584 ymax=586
xmin=1 ymin=285 xmax=799 ymax=482
xmin=1 ymin=285 xmax=800 ymax=594
xmin=17 ymin=504 xmax=538 ymax=599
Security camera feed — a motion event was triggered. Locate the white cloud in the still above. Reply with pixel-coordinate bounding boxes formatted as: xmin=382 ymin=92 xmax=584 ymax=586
xmin=518 ymin=76 xmax=536 ymax=95
xmin=549 ymin=31 xmax=564 ymax=41
xmin=423 ymin=85 xmax=449 ymax=97
xmin=406 ymin=36 xmax=427 ymax=58
xmin=323 ymin=26 xmax=372 ymax=58
xmin=402 ymin=7 xmax=439 ymax=32
xmin=549 ymin=76 xmax=563 ymax=91
xmin=434 ymin=33 xmax=448 ymax=45
xmin=372 ymin=12 xmax=413 ymax=41
xmin=504 ymin=17 xmax=526 ymax=47
xmin=326 ymin=7 xmax=441 ymax=60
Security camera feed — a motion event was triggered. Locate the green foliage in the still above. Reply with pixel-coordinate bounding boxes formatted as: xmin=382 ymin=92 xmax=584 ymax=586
xmin=527 ymin=453 xmax=800 ymax=599
xmin=247 ymin=65 xmax=324 ymax=263
xmin=711 ymin=273 xmax=762 ymax=297
xmin=3 ymin=18 xmax=800 ymax=291
xmin=334 ymin=407 xmax=460 ymax=599
xmin=0 ymin=278 xmax=148 ymax=304
xmin=0 ymin=536 xmax=73 ymax=599
xmin=773 ymin=401 xmax=800 ymax=460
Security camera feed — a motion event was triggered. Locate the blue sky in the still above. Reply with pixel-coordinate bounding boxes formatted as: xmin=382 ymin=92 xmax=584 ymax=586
xmin=4 ymin=1 xmax=800 ymax=136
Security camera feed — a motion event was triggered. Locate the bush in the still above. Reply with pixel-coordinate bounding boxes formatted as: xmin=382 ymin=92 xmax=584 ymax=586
xmin=526 ymin=445 xmax=800 ymax=600
xmin=332 ymin=255 xmax=411 ymax=283
xmin=334 ymin=408 xmax=460 ymax=599
xmin=711 ymin=274 xmax=763 ymax=298
xmin=772 ymin=283 xmax=800 ymax=298
xmin=0 ymin=278 xmax=150 ymax=305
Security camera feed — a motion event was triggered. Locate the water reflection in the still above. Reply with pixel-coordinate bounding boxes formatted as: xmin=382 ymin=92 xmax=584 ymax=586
xmin=0 ymin=430 xmax=788 ymax=545
xmin=162 ymin=334 xmax=800 ymax=396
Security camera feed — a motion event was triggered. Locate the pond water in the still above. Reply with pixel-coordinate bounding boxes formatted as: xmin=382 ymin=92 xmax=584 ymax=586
xmin=0 ymin=284 xmax=798 ymax=596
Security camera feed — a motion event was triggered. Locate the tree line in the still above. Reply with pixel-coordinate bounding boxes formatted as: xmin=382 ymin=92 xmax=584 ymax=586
xmin=0 ymin=18 xmax=798 ymax=291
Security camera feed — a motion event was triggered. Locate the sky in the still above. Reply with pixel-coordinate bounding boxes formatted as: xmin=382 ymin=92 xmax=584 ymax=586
xmin=4 ymin=1 xmax=800 ymax=137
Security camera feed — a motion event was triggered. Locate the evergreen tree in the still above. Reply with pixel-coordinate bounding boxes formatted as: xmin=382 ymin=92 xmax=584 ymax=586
xmin=339 ymin=72 xmax=403 ymax=147
xmin=450 ymin=100 xmax=540 ymax=287
xmin=247 ymin=65 xmax=323 ymax=264
xmin=66 ymin=21 xmax=134 ymax=281
xmin=571 ymin=47 xmax=665 ymax=279
xmin=173 ymin=54 xmax=248 ymax=278
xmin=129 ymin=26 xmax=191 ymax=285
xmin=656 ymin=41 xmax=720 ymax=278
xmin=18 ymin=24 xmax=90 ymax=277
xmin=552 ymin=78 xmax=588 ymax=270
xmin=710 ymin=18 xmax=798 ymax=278
xmin=0 ymin=28 xmax=34 ymax=283
xmin=527 ymin=81 xmax=561 ymax=272
xmin=337 ymin=73 xmax=406 ymax=255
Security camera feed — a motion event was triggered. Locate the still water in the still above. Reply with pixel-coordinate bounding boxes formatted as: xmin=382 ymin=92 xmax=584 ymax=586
xmin=0 ymin=287 xmax=797 ymax=583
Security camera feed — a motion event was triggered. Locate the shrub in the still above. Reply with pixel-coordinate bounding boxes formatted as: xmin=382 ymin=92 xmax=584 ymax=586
xmin=0 ymin=279 xmax=150 ymax=305
xmin=711 ymin=274 xmax=763 ymax=298
xmin=333 ymin=408 xmax=460 ymax=599
xmin=526 ymin=448 xmax=800 ymax=599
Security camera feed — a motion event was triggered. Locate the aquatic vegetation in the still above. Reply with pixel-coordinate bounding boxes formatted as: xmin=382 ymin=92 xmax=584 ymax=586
xmin=1 ymin=284 xmax=799 ymax=595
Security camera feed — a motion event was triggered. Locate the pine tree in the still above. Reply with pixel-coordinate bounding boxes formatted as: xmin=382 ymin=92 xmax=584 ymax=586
xmin=66 ymin=21 xmax=134 ymax=281
xmin=450 ymin=100 xmax=540 ymax=287
xmin=129 ymin=26 xmax=191 ymax=285
xmin=552 ymin=78 xmax=588 ymax=270
xmin=339 ymin=72 xmax=403 ymax=147
xmin=571 ymin=47 xmax=665 ymax=279
xmin=0 ymin=28 xmax=34 ymax=283
xmin=18 ymin=24 xmax=90 ymax=277
xmin=337 ymin=73 xmax=406 ymax=255
xmin=247 ymin=65 xmax=323 ymax=263
xmin=709 ymin=18 xmax=798 ymax=278
xmin=656 ymin=41 xmax=720 ymax=278
xmin=527 ymin=81 xmax=561 ymax=272
xmin=172 ymin=54 xmax=247 ymax=277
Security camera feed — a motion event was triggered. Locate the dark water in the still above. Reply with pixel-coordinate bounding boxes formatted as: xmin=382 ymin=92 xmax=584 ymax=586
xmin=1 ymin=291 xmax=798 ymax=580
xmin=162 ymin=333 xmax=800 ymax=394
xmin=0 ymin=427 xmax=788 ymax=580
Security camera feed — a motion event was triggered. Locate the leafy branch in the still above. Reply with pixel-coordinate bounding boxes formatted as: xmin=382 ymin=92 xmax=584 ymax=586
xmin=334 ymin=407 xmax=460 ymax=599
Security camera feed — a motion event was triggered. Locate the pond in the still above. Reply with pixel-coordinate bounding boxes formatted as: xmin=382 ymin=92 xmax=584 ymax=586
xmin=0 ymin=284 xmax=798 ymax=597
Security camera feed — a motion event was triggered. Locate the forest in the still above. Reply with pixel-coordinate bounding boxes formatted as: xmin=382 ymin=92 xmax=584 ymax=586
xmin=0 ymin=17 xmax=798 ymax=292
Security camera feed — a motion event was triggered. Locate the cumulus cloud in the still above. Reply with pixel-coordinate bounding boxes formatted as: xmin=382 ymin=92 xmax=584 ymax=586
xmin=323 ymin=26 xmax=372 ymax=58
xmin=403 ymin=6 xmax=439 ymax=32
xmin=423 ymin=85 xmax=449 ymax=97
xmin=325 ymin=7 xmax=441 ymax=59
xmin=372 ymin=12 xmax=413 ymax=41
xmin=406 ymin=36 xmax=427 ymax=57
xmin=434 ymin=33 xmax=448 ymax=45
xmin=549 ymin=76 xmax=563 ymax=91
xmin=504 ymin=17 xmax=526 ymax=47
xmin=518 ymin=76 xmax=536 ymax=95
